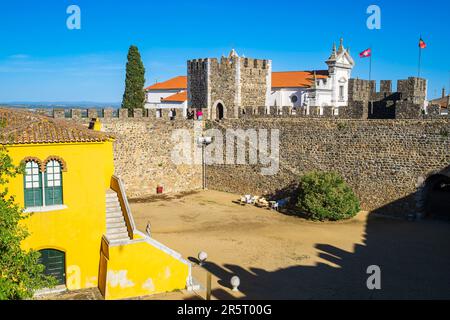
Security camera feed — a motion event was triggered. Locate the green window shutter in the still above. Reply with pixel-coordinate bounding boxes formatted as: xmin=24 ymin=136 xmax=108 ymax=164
xmin=24 ymin=161 xmax=43 ymax=208
xmin=45 ymin=160 xmax=63 ymax=206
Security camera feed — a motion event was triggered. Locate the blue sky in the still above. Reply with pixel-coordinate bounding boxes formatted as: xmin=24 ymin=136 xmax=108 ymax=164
xmin=0 ymin=0 xmax=449 ymax=102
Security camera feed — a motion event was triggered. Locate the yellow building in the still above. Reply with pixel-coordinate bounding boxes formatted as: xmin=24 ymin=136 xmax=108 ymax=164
xmin=0 ymin=108 xmax=191 ymax=299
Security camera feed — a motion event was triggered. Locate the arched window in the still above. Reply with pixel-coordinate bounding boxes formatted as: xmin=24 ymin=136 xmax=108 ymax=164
xmin=45 ymin=160 xmax=63 ymax=206
xmin=24 ymin=161 xmax=43 ymax=208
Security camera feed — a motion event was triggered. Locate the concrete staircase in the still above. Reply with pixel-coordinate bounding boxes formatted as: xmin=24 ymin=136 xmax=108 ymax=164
xmin=106 ymin=189 xmax=130 ymax=242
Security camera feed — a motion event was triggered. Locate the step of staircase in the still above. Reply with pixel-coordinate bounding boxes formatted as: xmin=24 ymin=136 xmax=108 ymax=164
xmin=107 ymin=221 xmax=126 ymax=229
xmin=107 ymin=226 xmax=128 ymax=235
xmin=106 ymin=216 xmax=124 ymax=224
xmin=106 ymin=207 xmax=122 ymax=214
xmin=105 ymin=189 xmax=131 ymax=242
xmin=106 ymin=211 xmax=123 ymax=218
xmin=107 ymin=232 xmax=130 ymax=240
xmin=106 ymin=199 xmax=120 ymax=206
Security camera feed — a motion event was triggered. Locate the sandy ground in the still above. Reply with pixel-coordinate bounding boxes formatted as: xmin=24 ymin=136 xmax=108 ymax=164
xmin=130 ymin=190 xmax=450 ymax=300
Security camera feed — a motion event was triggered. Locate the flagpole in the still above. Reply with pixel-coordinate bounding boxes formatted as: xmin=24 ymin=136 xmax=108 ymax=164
xmin=418 ymin=35 xmax=422 ymax=78
xmin=418 ymin=45 xmax=422 ymax=78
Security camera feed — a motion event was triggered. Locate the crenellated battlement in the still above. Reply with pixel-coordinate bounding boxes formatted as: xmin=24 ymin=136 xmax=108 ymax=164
xmin=187 ymin=58 xmax=210 ymax=72
xmin=187 ymin=49 xmax=271 ymax=118
xmin=187 ymin=56 xmax=269 ymax=72
xmin=28 ymin=107 xmax=197 ymax=121
xmin=345 ymin=77 xmax=433 ymax=119
xmin=349 ymin=77 xmax=427 ymax=104
xmin=7 ymin=102 xmax=447 ymax=129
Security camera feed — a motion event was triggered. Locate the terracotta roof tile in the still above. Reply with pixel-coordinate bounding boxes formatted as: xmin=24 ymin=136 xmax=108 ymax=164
xmin=271 ymin=70 xmax=329 ymax=88
xmin=145 ymin=76 xmax=187 ymax=91
xmin=0 ymin=108 xmax=114 ymax=145
xmin=161 ymin=91 xmax=187 ymax=102
xmin=146 ymin=71 xmax=329 ymax=92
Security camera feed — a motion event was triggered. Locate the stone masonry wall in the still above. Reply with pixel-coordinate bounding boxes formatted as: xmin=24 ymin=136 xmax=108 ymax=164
xmin=103 ymin=119 xmax=202 ymax=198
xmin=347 ymin=77 xmax=428 ymax=119
xmin=188 ymin=55 xmax=270 ymax=119
xmin=209 ymin=57 xmax=238 ymax=118
xmin=206 ymin=118 xmax=450 ymax=216
xmin=239 ymin=57 xmax=270 ymax=108
xmin=69 ymin=118 xmax=203 ymax=199
xmin=187 ymin=59 xmax=209 ymax=109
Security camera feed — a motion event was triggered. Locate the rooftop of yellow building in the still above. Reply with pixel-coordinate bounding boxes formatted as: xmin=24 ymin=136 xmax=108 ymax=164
xmin=0 ymin=108 xmax=114 ymax=145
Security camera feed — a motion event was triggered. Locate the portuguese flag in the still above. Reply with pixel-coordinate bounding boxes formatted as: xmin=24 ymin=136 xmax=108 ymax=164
xmin=419 ymin=37 xmax=427 ymax=49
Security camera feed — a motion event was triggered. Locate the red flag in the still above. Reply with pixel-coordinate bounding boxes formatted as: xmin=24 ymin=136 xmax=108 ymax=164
xmin=359 ymin=48 xmax=372 ymax=58
xmin=419 ymin=38 xmax=427 ymax=49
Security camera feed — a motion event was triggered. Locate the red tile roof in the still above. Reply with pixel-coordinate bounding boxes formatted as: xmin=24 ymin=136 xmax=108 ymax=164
xmin=147 ymin=71 xmax=329 ymax=92
xmin=271 ymin=71 xmax=329 ymax=88
xmin=145 ymin=76 xmax=187 ymax=91
xmin=161 ymin=91 xmax=187 ymax=103
xmin=0 ymin=108 xmax=114 ymax=145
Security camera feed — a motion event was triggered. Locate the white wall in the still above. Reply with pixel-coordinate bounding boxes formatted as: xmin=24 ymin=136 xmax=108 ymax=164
xmin=269 ymin=88 xmax=307 ymax=108
xmin=146 ymin=89 xmax=180 ymax=106
xmin=144 ymin=100 xmax=187 ymax=118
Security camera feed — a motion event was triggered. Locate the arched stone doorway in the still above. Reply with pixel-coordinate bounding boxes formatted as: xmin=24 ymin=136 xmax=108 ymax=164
xmin=216 ymin=103 xmax=224 ymax=120
xmin=211 ymin=100 xmax=226 ymax=120
xmin=422 ymin=174 xmax=450 ymax=220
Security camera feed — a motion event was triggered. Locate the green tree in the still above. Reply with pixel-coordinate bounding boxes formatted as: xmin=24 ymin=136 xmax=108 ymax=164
xmin=296 ymin=171 xmax=360 ymax=221
xmin=121 ymin=45 xmax=146 ymax=112
xmin=0 ymin=145 xmax=56 ymax=299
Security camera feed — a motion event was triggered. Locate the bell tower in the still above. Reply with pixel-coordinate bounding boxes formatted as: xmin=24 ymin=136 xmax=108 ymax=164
xmin=326 ymin=38 xmax=355 ymax=107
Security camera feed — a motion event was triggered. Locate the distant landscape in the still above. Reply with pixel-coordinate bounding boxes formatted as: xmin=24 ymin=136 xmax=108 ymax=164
xmin=0 ymin=102 xmax=121 ymax=109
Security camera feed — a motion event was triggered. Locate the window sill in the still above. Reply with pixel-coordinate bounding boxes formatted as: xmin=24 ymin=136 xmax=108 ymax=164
xmin=24 ymin=205 xmax=68 ymax=213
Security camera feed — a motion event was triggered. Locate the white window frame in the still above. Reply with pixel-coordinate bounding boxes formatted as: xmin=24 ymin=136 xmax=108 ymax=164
xmin=23 ymin=160 xmax=67 ymax=213
xmin=339 ymin=85 xmax=345 ymax=101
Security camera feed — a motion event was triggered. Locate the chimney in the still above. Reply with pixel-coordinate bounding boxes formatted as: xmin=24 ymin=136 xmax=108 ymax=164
xmin=442 ymin=87 xmax=446 ymax=98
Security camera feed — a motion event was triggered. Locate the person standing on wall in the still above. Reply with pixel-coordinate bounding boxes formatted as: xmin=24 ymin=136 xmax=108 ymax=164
xmin=196 ymin=109 xmax=203 ymax=120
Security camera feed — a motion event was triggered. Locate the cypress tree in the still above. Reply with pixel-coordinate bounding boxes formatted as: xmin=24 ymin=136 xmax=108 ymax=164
xmin=121 ymin=45 xmax=146 ymax=111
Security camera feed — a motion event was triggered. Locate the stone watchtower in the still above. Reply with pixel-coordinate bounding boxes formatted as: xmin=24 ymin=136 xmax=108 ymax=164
xmin=187 ymin=50 xmax=272 ymax=120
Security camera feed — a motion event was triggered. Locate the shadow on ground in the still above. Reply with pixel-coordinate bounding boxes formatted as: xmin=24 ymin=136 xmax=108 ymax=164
xmin=129 ymin=190 xmax=200 ymax=204
xmin=188 ymin=167 xmax=450 ymax=300
xmin=189 ymin=211 xmax=450 ymax=300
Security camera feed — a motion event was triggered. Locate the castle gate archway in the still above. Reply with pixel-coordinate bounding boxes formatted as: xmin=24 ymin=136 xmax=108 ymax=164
xmin=212 ymin=100 xmax=225 ymax=120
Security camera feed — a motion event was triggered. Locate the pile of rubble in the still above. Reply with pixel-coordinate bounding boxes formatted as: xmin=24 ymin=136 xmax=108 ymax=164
xmin=238 ymin=195 xmax=289 ymax=211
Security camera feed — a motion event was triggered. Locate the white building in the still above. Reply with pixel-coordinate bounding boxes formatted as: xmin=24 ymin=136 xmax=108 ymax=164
xmin=270 ymin=39 xmax=355 ymax=116
xmin=144 ymin=76 xmax=188 ymax=118
xmin=146 ymin=39 xmax=355 ymax=118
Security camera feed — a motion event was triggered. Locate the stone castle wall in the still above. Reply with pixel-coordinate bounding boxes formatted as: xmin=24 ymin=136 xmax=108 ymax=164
xmin=347 ymin=77 xmax=429 ymax=119
xmin=31 ymin=108 xmax=449 ymax=207
xmin=239 ymin=58 xmax=270 ymax=108
xmin=104 ymin=119 xmax=203 ymax=199
xmin=187 ymin=55 xmax=270 ymax=119
xmin=54 ymin=115 xmax=203 ymax=199
xmin=209 ymin=57 xmax=239 ymax=118
xmin=187 ymin=59 xmax=209 ymax=109
xmin=397 ymin=77 xmax=427 ymax=104
xmin=206 ymin=118 xmax=450 ymax=216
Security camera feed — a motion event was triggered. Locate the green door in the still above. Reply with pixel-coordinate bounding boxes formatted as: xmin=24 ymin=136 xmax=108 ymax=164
xmin=38 ymin=249 xmax=66 ymax=285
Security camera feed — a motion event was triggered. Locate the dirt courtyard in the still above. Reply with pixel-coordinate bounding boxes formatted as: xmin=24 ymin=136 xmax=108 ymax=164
xmin=130 ymin=190 xmax=450 ymax=300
